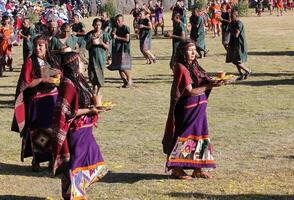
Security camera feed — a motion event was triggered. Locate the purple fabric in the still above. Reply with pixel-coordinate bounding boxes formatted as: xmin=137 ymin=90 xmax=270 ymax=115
xmin=174 ymin=94 xmax=208 ymax=139
xmin=27 ymin=94 xmax=58 ymax=129
xmin=69 ymin=124 xmax=104 ymax=171
xmin=166 ymin=93 xmax=216 ymax=169
xmin=22 ymin=93 xmax=58 ymax=162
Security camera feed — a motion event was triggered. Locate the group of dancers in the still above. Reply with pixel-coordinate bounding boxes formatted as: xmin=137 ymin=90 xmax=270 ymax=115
xmin=1 ymin=0 xmax=259 ymax=199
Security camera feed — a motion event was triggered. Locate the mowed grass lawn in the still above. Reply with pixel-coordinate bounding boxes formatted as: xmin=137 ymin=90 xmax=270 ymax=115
xmin=0 ymin=10 xmax=294 ymax=200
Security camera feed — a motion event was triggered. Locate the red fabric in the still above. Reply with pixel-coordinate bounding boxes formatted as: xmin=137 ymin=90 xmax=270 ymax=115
xmin=53 ymin=78 xmax=79 ymax=175
xmin=162 ymin=63 xmax=192 ymax=154
xmin=14 ymin=17 xmax=22 ymax=30
xmin=5 ymin=3 xmax=12 ymax=10
xmin=11 ymin=58 xmax=34 ymax=133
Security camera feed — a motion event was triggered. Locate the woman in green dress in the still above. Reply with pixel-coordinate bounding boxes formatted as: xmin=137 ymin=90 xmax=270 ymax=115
xmin=85 ymin=18 xmax=110 ymax=106
xmin=190 ymin=7 xmax=208 ymax=58
xmin=108 ymin=14 xmax=133 ymax=88
xmin=139 ymin=10 xmax=156 ymax=64
xmin=226 ymin=10 xmax=251 ymax=80
xmin=50 ymin=23 xmax=79 ymax=54
xmin=166 ymin=13 xmax=186 ymax=68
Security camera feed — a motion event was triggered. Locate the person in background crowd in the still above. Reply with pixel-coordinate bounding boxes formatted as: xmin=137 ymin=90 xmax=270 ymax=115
xmin=210 ymin=0 xmax=221 ymax=38
xmin=154 ymin=1 xmax=164 ymax=35
xmin=0 ymin=15 xmax=14 ymax=75
xmin=71 ymin=14 xmax=86 ymax=57
xmin=138 ymin=10 xmax=156 ymax=64
xmin=226 ymin=10 xmax=251 ymax=80
xmin=50 ymin=23 xmax=79 ymax=54
xmin=85 ymin=18 xmax=110 ymax=106
xmin=148 ymin=0 xmax=156 ymax=32
xmin=256 ymin=0 xmax=263 ymax=16
xmin=19 ymin=18 xmax=36 ymax=62
xmin=101 ymin=11 xmax=113 ymax=64
xmin=268 ymin=0 xmax=274 ymax=15
xmin=71 ymin=14 xmax=86 ymax=46
xmin=166 ymin=12 xmax=186 ymax=68
xmin=189 ymin=7 xmax=208 ymax=59
xmin=108 ymin=14 xmax=133 ymax=88
xmin=130 ymin=3 xmax=141 ymax=38
xmin=276 ymin=0 xmax=284 ymax=16
xmin=220 ymin=3 xmax=231 ymax=51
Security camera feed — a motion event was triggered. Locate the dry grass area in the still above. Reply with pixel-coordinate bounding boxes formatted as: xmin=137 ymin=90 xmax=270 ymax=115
xmin=0 ymin=10 xmax=294 ymax=200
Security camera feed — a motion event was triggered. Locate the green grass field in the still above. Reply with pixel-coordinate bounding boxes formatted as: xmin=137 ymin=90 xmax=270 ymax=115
xmin=0 ymin=9 xmax=294 ymax=200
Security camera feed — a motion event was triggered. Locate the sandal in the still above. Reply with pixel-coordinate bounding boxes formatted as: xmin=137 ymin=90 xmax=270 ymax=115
xmin=171 ymin=168 xmax=192 ymax=180
xmin=192 ymin=169 xmax=213 ymax=179
xmin=244 ymin=70 xmax=252 ymax=80
xmin=236 ymin=74 xmax=244 ymax=81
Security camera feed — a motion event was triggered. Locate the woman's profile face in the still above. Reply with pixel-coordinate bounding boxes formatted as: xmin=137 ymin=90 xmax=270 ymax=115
xmin=34 ymin=42 xmax=46 ymax=58
xmin=186 ymin=44 xmax=197 ymax=62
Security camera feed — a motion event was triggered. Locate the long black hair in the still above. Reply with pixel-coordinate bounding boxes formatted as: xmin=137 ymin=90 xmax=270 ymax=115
xmin=61 ymin=52 xmax=93 ymax=108
xmin=175 ymin=40 xmax=210 ymax=87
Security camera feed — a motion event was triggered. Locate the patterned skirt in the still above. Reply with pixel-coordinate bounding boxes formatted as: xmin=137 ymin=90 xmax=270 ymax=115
xmin=21 ymin=88 xmax=58 ymax=163
xmin=62 ymin=121 xmax=108 ymax=200
xmin=166 ymin=94 xmax=216 ymax=170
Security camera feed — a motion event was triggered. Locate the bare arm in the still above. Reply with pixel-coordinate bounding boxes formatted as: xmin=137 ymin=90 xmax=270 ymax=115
xmin=183 ymin=81 xmax=223 ymax=96
xmin=140 ymin=21 xmax=152 ymax=29
xmin=183 ymin=83 xmax=212 ymax=96
xmin=170 ymin=31 xmax=185 ymax=40
xmin=100 ymin=41 xmax=109 ymax=50
xmin=76 ymin=107 xmax=101 ymax=117
xmin=114 ymin=33 xmax=130 ymax=43
xmin=233 ymin=29 xmax=241 ymax=38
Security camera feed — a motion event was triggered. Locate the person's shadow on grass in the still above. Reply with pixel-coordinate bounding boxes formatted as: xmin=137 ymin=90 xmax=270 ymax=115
xmin=101 ymin=171 xmax=169 ymax=184
xmin=167 ymin=192 xmax=294 ymax=200
xmin=0 ymin=162 xmax=55 ymax=178
xmin=0 ymin=195 xmax=44 ymax=200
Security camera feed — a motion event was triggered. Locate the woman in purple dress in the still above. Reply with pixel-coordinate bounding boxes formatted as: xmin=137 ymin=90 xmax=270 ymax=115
xmin=11 ymin=35 xmax=61 ymax=172
xmin=53 ymin=52 xmax=108 ymax=200
xmin=162 ymin=40 xmax=223 ymax=179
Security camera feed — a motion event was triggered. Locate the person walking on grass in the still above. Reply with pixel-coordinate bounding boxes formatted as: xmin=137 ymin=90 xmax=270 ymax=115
xmin=108 ymin=14 xmax=133 ymax=88
xmin=209 ymin=0 xmax=222 ymax=38
xmin=0 ymin=15 xmax=15 ymax=76
xmin=220 ymin=3 xmax=231 ymax=51
xmin=19 ymin=18 xmax=36 ymax=63
xmin=154 ymin=1 xmax=164 ymax=36
xmin=226 ymin=10 xmax=251 ymax=80
xmin=85 ymin=18 xmax=110 ymax=106
xmin=138 ymin=10 xmax=156 ymax=64
xmin=163 ymin=40 xmax=222 ymax=180
xmin=189 ymin=7 xmax=209 ymax=59
xmin=166 ymin=12 xmax=186 ymax=68
xmin=276 ymin=0 xmax=284 ymax=16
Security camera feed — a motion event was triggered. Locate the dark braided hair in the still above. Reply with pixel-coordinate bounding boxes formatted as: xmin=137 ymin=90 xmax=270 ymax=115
xmin=61 ymin=52 xmax=93 ymax=108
